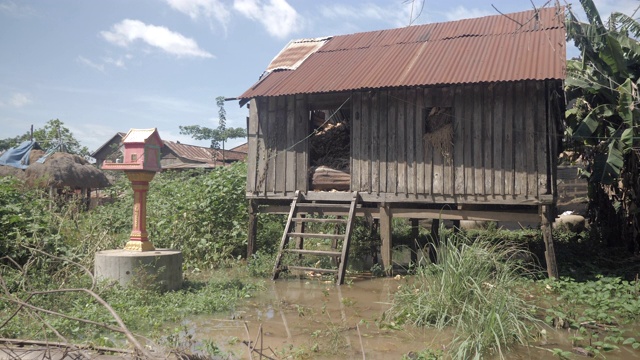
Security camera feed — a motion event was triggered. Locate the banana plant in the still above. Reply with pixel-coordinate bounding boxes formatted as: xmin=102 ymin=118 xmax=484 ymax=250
xmin=565 ymin=0 xmax=639 ymax=185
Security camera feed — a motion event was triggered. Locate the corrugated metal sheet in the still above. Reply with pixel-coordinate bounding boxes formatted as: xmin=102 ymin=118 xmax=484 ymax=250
xmin=164 ymin=141 xmax=218 ymax=163
xmin=267 ymin=37 xmax=330 ymax=71
xmin=240 ymin=7 xmax=565 ymax=99
xmin=122 ymin=128 xmax=159 ymax=143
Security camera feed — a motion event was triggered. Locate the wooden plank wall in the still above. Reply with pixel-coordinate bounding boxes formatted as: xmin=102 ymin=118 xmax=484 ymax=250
xmin=350 ymin=80 xmax=558 ymax=201
xmin=247 ymin=95 xmax=308 ymax=195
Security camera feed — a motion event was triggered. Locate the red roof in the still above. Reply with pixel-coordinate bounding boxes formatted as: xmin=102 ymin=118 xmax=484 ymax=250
xmin=240 ymin=7 xmax=565 ymax=99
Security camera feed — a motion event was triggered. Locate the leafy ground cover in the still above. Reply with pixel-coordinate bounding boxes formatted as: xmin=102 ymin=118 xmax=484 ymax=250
xmin=1 ymin=168 xmax=640 ymax=359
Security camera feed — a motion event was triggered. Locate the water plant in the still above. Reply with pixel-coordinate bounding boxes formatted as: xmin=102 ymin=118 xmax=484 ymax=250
xmin=386 ymin=230 xmax=542 ymax=359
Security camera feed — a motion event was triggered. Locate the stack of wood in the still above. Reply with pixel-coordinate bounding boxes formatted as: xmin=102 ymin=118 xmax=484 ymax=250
xmin=311 ymin=166 xmax=350 ymax=191
xmin=309 ymin=116 xmax=351 ymax=190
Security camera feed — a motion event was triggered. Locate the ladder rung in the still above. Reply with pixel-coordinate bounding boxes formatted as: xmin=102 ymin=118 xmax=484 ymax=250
xmin=288 ymin=232 xmax=344 ymax=239
xmin=285 ymin=249 xmax=341 ymax=256
xmin=292 ymin=217 xmax=347 ymax=224
xmin=287 ymin=266 xmax=338 ymax=274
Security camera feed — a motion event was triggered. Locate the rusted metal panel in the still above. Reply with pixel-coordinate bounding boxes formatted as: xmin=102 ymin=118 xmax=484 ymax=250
xmin=240 ymin=7 xmax=565 ymax=99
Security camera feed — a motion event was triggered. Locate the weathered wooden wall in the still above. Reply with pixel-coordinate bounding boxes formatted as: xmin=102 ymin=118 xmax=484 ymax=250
xmin=247 ymin=95 xmax=308 ymax=196
xmin=351 ymin=80 xmax=561 ymax=204
xmin=246 ymin=80 xmax=562 ymax=205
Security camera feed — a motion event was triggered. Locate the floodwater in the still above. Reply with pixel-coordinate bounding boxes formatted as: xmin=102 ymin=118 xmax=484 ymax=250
xmin=179 ymin=277 xmax=640 ymax=359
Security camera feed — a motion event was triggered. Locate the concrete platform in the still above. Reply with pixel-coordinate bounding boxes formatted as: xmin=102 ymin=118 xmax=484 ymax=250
xmin=95 ymin=249 xmax=183 ymax=291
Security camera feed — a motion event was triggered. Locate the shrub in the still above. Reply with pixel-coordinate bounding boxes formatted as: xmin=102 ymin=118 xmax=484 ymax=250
xmin=386 ymin=230 xmax=542 ymax=359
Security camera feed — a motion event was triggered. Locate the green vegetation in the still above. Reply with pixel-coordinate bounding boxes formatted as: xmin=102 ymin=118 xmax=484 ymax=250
xmin=386 ymin=230 xmax=541 ymax=360
xmin=564 ymin=0 xmax=640 ymax=251
xmin=0 ymin=119 xmax=89 ymax=155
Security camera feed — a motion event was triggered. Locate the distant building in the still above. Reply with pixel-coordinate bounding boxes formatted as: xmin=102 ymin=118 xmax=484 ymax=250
xmin=91 ymin=133 xmax=247 ymax=170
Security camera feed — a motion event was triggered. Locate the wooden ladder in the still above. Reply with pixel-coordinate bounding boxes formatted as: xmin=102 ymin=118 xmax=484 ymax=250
xmin=272 ymin=190 xmax=360 ymax=285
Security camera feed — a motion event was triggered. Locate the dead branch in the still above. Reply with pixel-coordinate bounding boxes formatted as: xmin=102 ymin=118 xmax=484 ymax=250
xmin=22 ymin=245 xmax=96 ymax=290
xmin=0 ymin=288 xmax=153 ymax=358
xmin=357 ymin=323 xmax=366 ymax=360
xmin=0 ymin=338 xmax=133 ymax=355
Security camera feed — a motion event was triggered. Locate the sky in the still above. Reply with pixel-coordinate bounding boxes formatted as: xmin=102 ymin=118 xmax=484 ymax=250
xmin=1 ymin=0 xmax=638 ymax=155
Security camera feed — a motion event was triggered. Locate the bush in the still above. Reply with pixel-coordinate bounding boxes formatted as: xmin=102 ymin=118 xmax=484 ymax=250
xmin=386 ymin=230 xmax=542 ymax=359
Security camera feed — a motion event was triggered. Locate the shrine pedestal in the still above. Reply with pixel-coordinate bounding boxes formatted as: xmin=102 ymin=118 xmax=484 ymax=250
xmin=95 ymin=249 xmax=183 ymax=291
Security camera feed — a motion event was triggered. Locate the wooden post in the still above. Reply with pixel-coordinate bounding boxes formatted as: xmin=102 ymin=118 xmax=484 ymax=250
xmin=541 ymin=205 xmax=558 ymax=278
xmin=410 ymin=219 xmax=419 ymax=265
xmin=379 ymin=202 xmax=392 ymax=275
xmin=247 ymin=199 xmax=258 ymax=258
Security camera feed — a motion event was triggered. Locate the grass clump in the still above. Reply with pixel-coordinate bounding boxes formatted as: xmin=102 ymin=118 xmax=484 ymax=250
xmin=386 ymin=232 xmax=541 ymax=359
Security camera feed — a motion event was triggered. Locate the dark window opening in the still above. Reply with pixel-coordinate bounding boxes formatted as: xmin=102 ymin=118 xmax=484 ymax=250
xmin=424 ymin=106 xmax=453 ymax=160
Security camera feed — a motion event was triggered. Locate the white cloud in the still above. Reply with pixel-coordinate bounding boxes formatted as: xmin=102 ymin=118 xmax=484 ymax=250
xmin=100 ymin=19 xmax=214 ymax=58
xmin=0 ymin=1 xmax=35 ymax=17
xmin=233 ymin=0 xmax=301 ymax=38
xmin=165 ymin=0 xmax=230 ymax=30
xmin=319 ymin=3 xmax=413 ymax=29
xmin=77 ymin=56 xmax=105 ymax=72
xmin=444 ymin=6 xmax=493 ymax=21
xmin=7 ymin=93 xmax=32 ymax=108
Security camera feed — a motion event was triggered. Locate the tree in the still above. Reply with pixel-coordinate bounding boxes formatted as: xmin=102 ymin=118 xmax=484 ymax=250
xmin=0 ymin=119 xmax=89 ymax=156
xmin=565 ymin=0 xmax=640 ymax=251
xmin=179 ymin=96 xmax=246 ymax=162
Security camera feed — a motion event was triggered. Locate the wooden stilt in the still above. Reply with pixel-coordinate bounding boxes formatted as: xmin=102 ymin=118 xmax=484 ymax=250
xmin=541 ymin=205 xmax=558 ymax=278
xmin=379 ymin=202 xmax=392 ymax=275
xmin=410 ymin=219 xmax=419 ymax=265
xmin=247 ymin=199 xmax=258 ymax=258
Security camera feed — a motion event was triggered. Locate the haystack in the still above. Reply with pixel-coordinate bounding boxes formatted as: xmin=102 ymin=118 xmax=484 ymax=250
xmin=0 ymin=150 xmax=110 ymax=189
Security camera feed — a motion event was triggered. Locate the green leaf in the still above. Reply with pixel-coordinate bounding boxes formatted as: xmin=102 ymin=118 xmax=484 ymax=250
xmin=573 ymin=104 xmax=615 ymax=139
xmin=622 ymin=337 xmax=636 ymax=345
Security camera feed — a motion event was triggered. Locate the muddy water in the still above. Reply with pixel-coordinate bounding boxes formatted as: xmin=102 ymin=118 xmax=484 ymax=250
xmin=182 ymin=277 xmax=640 ymax=359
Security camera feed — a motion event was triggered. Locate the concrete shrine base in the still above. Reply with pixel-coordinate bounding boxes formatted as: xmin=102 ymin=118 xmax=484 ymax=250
xmin=95 ymin=249 xmax=182 ymax=291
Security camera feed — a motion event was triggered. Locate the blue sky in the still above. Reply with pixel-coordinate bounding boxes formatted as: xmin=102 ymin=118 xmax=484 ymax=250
xmin=0 ymin=0 xmax=637 ymax=154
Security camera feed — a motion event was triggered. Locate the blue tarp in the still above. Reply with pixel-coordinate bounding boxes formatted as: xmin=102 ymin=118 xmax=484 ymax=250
xmin=0 ymin=141 xmax=41 ymax=169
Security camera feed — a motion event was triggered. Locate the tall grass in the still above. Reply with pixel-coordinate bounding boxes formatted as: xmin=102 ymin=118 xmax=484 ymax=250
xmin=387 ymin=231 xmax=542 ymax=359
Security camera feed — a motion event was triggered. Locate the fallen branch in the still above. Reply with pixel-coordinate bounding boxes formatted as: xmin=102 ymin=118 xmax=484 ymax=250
xmin=0 ymin=338 xmax=133 ymax=355
xmin=0 ymin=288 xmax=153 ymax=358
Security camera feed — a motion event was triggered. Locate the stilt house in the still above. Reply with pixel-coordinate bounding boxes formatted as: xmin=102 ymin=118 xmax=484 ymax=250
xmin=238 ymin=7 xmax=566 ymax=282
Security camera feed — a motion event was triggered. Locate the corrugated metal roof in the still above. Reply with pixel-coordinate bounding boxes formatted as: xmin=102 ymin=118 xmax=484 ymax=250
xmin=164 ymin=141 xmax=218 ymax=163
xmin=122 ymin=128 xmax=161 ymax=143
xmin=163 ymin=141 xmax=246 ymax=163
xmin=240 ymin=7 xmax=566 ymax=99
xmin=266 ymin=37 xmax=331 ymax=71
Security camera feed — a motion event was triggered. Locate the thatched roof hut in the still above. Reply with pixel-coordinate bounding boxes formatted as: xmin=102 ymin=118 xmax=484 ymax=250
xmin=0 ymin=150 xmax=110 ymax=189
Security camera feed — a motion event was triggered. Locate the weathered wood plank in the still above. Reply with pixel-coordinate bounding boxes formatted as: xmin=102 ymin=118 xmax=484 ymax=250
xmin=473 ymin=84 xmax=484 ymax=195
xmin=525 ymin=82 xmax=537 ymax=197
xmin=371 ymin=92 xmax=381 ymax=195
xmin=442 ymin=87 xmax=454 ymax=196
xmin=535 ymin=81 xmax=549 ymax=196
xmin=428 ymin=88 xmax=444 ymax=194
xmin=275 ymin=96 xmax=287 ymax=193
xmin=256 ymin=98 xmax=269 ymax=195
xmin=397 ymin=88 xmax=407 ymax=195
xmin=379 ymin=91 xmax=388 ymax=194
xmin=247 ymin=99 xmax=259 ymax=193
xmin=453 ymin=86 xmax=465 ymax=195
xmin=424 ymin=88 xmax=434 ymax=194
xmin=286 ymin=95 xmax=296 ymax=194
xmin=387 ymin=90 xmax=398 ymax=194
xmin=463 ymin=85 xmax=474 ymax=195
xmin=483 ymin=84 xmax=494 ymax=195
xmin=504 ymin=83 xmax=515 ymax=195
xmin=416 ymin=88 xmax=426 ymax=195
xmin=407 ymin=88 xmax=416 ymax=196
xmin=514 ymin=82 xmax=526 ymax=196
xmin=295 ymin=94 xmax=308 ymax=192
xmin=351 ymin=92 xmax=362 ymax=191
xmin=361 ymin=92 xmax=371 ymax=193
xmin=493 ymin=83 xmax=505 ymax=195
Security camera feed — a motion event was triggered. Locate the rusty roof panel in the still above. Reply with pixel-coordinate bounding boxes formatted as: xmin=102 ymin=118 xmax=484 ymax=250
xmin=240 ymin=7 xmax=565 ymax=99
xmin=266 ymin=37 xmax=330 ymax=71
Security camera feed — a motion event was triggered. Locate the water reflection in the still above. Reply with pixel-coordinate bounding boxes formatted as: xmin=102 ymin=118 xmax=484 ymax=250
xmin=180 ymin=277 xmax=640 ymax=360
